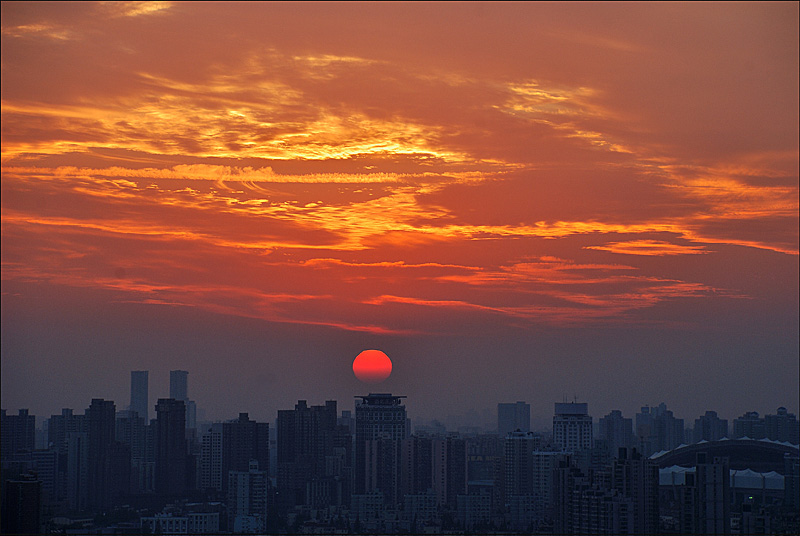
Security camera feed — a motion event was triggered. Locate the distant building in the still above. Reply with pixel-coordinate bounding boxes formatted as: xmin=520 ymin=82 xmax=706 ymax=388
xmin=87 ymin=399 xmax=119 ymax=512
xmin=130 ymin=370 xmax=149 ymax=421
xmin=733 ymin=411 xmax=766 ymax=439
xmin=354 ymin=394 xmax=407 ymax=506
xmin=498 ymin=401 xmax=530 ymax=436
xmin=170 ymin=370 xmax=189 ymax=401
xmin=599 ymin=409 xmax=634 ymax=456
xmin=504 ymin=430 xmax=541 ymax=497
xmin=636 ymin=403 xmax=684 ymax=456
xmin=277 ymin=400 xmax=350 ymax=508
xmin=553 ymin=402 xmax=592 ymax=452
xmin=155 ymin=398 xmax=187 ymax=496
xmin=1 ymin=409 xmax=36 ymax=456
xmin=765 ymin=407 xmax=799 ymax=444
xmin=694 ymin=411 xmax=728 ymax=442
xmin=170 ymin=370 xmax=197 ymax=430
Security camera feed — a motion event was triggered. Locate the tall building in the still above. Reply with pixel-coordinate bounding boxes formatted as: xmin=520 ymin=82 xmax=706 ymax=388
xmin=1 ymin=409 xmax=36 ymax=455
xmin=170 ymin=370 xmax=189 ymax=401
xmin=222 ymin=413 xmax=269 ymax=493
xmin=553 ymin=402 xmax=593 ymax=452
xmin=116 ymin=409 xmax=148 ymax=494
xmin=169 ymin=370 xmax=197 ymax=430
xmin=732 ymin=411 xmax=766 ymax=439
xmin=599 ymin=410 xmax=634 ymax=457
xmin=765 ymin=407 xmax=800 ymax=444
xmin=498 ymin=401 xmax=531 ymax=436
xmin=694 ymin=411 xmax=728 ymax=442
xmin=130 ymin=371 xmax=149 ymax=421
xmin=155 ymin=398 xmax=187 ymax=496
xmin=86 ymin=399 xmax=117 ymax=512
xmin=690 ymin=453 xmax=731 ymax=535
xmin=504 ymin=430 xmax=541 ymax=498
xmin=610 ymin=448 xmax=659 ymax=535
xmin=200 ymin=423 xmax=224 ymax=492
xmin=354 ymin=393 xmax=407 ymax=501
xmin=635 ymin=403 xmax=684 ymax=456
xmin=228 ymin=460 xmax=269 ymax=532
xmin=1 ymin=473 xmax=42 ymax=535
xmin=433 ymin=435 xmax=467 ymax=509
xmin=277 ymin=400 xmax=349 ymax=507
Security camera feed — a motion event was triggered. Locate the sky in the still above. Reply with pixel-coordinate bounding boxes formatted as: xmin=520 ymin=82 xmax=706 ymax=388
xmin=2 ymin=1 xmax=798 ymax=429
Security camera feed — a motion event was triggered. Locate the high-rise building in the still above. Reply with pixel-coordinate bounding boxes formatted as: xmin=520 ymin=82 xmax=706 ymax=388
xmin=130 ymin=371 xmax=149 ymax=421
xmin=732 ymin=411 xmax=766 ymax=439
xmin=599 ymin=410 xmax=633 ymax=456
xmin=693 ymin=411 xmax=728 ymax=442
xmin=1 ymin=409 xmax=36 ymax=456
xmin=433 ymin=435 xmax=467 ymax=509
xmin=498 ymin=402 xmax=531 ymax=436
xmin=116 ymin=409 xmax=148 ymax=493
xmin=222 ymin=413 xmax=269 ymax=493
xmin=553 ymin=402 xmax=593 ymax=452
xmin=765 ymin=407 xmax=800 ymax=444
xmin=1 ymin=473 xmax=42 ymax=535
xmin=155 ymin=398 xmax=187 ymax=496
xmin=170 ymin=370 xmax=189 ymax=401
xmin=86 ymin=399 xmax=117 ymax=512
xmin=635 ymin=403 xmax=684 ymax=456
xmin=610 ymin=448 xmax=659 ymax=534
xmin=504 ymin=430 xmax=541 ymax=498
xmin=277 ymin=400 xmax=349 ymax=508
xmin=200 ymin=423 xmax=224 ymax=492
xmin=228 ymin=460 xmax=269 ymax=532
xmin=354 ymin=394 xmax=407 ymax=502
xmin=686 ymin=453 xmax=731 ymax=535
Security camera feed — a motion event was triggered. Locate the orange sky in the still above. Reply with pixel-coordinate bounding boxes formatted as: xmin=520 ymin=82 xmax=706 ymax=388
xmin=2 ymin=2 xmax=798 ymax=424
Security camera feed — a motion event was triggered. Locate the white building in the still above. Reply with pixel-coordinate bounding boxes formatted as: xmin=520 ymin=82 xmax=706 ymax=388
xmin=553 ymin=402 xmax=592 ymax=452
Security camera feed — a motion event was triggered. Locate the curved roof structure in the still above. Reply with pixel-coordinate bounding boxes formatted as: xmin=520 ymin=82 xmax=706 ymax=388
xmin=650 ymin=438 xmax=799 ymax=474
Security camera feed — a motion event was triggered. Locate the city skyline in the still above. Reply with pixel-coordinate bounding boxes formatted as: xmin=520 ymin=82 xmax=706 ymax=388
xmin=2 ymin=2 xmax=798 ymax=426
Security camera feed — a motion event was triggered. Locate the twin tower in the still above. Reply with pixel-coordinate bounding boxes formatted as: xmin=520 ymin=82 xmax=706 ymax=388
xmin=129 ymin=370 xmax=195 ymax=427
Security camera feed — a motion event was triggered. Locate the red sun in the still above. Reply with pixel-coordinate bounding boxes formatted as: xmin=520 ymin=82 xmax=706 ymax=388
xmin=353 ymin=349 xmax=392 ymax=383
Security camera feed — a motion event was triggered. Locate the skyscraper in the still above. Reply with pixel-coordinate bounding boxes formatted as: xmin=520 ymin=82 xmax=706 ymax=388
xmin=86 ymin=399 xmax=116 ymax=512
xmin=599 ymin=409 xmax=634 ymax=456
xmin=498 ymin=401 xmax=531 ymax=436
xmin=553 ymin=402 xmax=593 ymax=452
xmin=155 ymin=398 xmax=187 ymax=496
xmin=1 ymin=409 xmax=36 ymax=455
xmin=169 ymin=370 xmax=188 ymax=401
xmin=130 ymin=371 xmax=149 ymax=421
xmin=693 ymin=411 xmax=728 ymax=442
xmin=354 ymin=393 xmax=407 ymax=501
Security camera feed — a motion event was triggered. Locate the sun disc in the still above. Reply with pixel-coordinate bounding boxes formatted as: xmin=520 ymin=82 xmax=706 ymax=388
xmin=353 ymin=349 xmax=392 ymax=383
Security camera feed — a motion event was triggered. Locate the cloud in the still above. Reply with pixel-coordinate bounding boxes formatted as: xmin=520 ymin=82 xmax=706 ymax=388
xmin=585 ymin=240 xmax=708 ymax=256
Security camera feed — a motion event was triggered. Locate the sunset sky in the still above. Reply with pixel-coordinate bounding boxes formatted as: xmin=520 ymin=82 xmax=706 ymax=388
xmin=2 ymin=2 xmax=798 ymax=427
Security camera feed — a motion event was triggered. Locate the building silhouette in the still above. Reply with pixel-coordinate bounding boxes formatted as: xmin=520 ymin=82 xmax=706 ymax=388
xmin=694 ymin=410 xmax=728 ymax=442
xmin=765 ymin=407 xmax=799 ymax=444
xmin=1 ymin=473 xmax=42 ymax=535
xmin=354 ymin=393 xmax=407 ymax=505
xmin=599 ymin=409 xmax=634 ymax=456
xmin=636 ymin=403 xmax=684 ymax=456
xmin=86 ymin=399 xmax=117 ymax=512
xmin=155 ymin=398 xmax=187 ymax=497
xmin=498 ymin=401 xmax=530 ymax=436
xmin=1 ymin=409 xmax=36 ymax=455
xmin=130 ymin=370 xmax=149 ymax=422
xmin=733 ymin=411 xmax=766 ymax=439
